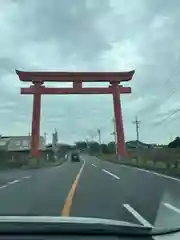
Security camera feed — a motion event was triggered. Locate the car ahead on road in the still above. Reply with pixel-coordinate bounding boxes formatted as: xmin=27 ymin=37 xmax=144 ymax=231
xmin=71 ymin=152 xmax=80 ymax=162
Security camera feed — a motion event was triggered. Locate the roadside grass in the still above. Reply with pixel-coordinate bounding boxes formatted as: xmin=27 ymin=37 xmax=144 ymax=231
xmin=0 ymin=150 xmax=69 ymax=170
xmin=23 ymin=156 xmax=66 ymax=169
xmin=93 ymin=150 xmax=180 ymax=178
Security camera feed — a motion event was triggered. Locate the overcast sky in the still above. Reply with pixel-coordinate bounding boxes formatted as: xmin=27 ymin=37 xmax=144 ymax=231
xmin=0 ymin=0 xmax=179 ymax=144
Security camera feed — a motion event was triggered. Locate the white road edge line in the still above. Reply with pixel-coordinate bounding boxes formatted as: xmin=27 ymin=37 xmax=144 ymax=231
xmin=123 ymin=204 xmax=153 ymax=228
xmin=92 ymin=164 xmax=97 ymax=167
xmin=102 ymin=169 xmax=120 ymax=179
xmin=23 ymin=175 xmax=31 ymax=179
xmin=121 ymin=164 xmax=180 ymax=182
xmin=79 ymin=160 xmax=85 ymax=176
xmin=163 ymin=203 xmax=180 ymax=214
xmin=0 ymin=185 xmax=7 ymax=189
xmin=8 ymin=179 xmax=20 ymax=185
xmin=76 ymin=158 xmax=86 ymax=180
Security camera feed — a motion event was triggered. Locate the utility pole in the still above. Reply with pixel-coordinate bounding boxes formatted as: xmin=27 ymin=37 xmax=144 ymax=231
xmin=97 ymin=129 xmax=102 ymax=154
xmin=132 ymin=116 xmax=140 ymax=142
xmin=44 ymin=132 xmax=47 ymax=145
xmin=132 ymin=116 xmax=140 ymax=161
xmin=112 ymin=118 xmax=118 ymax=154
xmin=97 ymin=129 xmax=101 ymax=145
xmin=55 ymin=128 xmax=58 ymax=143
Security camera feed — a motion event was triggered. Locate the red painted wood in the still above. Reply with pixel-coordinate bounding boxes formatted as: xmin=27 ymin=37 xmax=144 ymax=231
xmin=73 ymin=81 xmax=83 ymax=90
xmin=112 ymin=82 xmax=127 ymax=156
xmin=21 ymin=86 xmax=131 ymax=95
xmin=16 ymin=69 xmax=135 ymax=158
xmin=31 ymin=84 xmax=41 ymax=157
xmin=16 ymin=70 xmax=135 ymax=82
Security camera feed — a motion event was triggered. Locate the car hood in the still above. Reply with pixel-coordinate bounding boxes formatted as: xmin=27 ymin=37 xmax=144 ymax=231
xmin=0 ymin=216 xmax=180 ymax=237
xmin=0 ymin=216 xmax=152 ymax=235
xmin=0 ymin=216 xmax=141 ymax=226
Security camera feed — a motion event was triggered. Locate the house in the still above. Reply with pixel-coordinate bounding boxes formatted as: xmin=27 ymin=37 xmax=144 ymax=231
xmin=0 ymin=136 xmax=45 ymax=151
xmin=126 ymin=140 xmax=152 ymax=149
xmin=0 ymin=136 xmax=46 ymax=164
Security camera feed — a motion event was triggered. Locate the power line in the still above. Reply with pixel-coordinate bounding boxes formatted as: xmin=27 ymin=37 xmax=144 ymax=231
xmin=163 ymin=63 xmax=180 ymax=86
xmin=153 ymin=106 xmax=180 ymax=128
xmin=155 ymin=70 xmax=180 ymax=111
xmin=137 ymin=65 xmax=180 ymax=118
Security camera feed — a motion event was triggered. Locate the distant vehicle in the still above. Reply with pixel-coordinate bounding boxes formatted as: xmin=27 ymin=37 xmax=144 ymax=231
xmin=71 ymin=152 xmax=80 ymax=162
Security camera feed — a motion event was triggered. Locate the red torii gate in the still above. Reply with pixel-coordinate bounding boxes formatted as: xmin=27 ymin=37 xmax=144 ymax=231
xmin=16 ymin=70 xmax=135 ymax=158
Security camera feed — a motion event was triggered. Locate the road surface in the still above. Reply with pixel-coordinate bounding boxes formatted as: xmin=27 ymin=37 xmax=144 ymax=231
xmin=0 ymin=154 xmax=180 ymax=228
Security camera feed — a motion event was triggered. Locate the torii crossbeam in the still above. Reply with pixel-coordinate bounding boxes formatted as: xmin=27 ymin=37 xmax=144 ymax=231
xmin=16 ymin=70 xmax=135 ymax=158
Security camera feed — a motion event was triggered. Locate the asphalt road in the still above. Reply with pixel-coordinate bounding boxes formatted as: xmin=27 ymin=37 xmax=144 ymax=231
xmin=0 ymin=155 xmax=180 ymax=228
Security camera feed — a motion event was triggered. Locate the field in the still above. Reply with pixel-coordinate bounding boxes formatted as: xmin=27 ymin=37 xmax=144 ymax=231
xmin=95 ymin=148 xmax=180 ymax=178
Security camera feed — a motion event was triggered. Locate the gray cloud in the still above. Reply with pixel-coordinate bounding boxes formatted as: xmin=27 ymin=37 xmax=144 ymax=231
xmin=13 ymin=0 xmax=112 ymax=64
xmin=0 ymin=0 xmax=179 ymax=144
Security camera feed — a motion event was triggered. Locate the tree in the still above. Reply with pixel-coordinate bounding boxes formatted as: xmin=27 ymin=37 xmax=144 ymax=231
xmin=75 ymin=141 xmax=87 ymax=149
xmin=168 ymin=137 xmax=180 ymax=148
xmin=89 ymin=141 xmax=100 ymax=152
xmin=107 ymin=141 xmax=116 ymax=153
xmin=100 ymin=144 xmax=109 ymax=154
xmin=74 ymin=140 xmax=116 ymax=154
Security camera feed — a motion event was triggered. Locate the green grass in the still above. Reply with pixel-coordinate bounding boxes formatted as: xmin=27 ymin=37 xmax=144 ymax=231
xmin=22 ymin=157 xmax=66 ymax=169
xmin=96 ymin=153 xmax=180 ymax=178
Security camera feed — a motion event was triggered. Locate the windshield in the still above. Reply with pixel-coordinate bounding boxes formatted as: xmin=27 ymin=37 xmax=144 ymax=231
xmin=0 ymin=0 xmax=180 ymax=233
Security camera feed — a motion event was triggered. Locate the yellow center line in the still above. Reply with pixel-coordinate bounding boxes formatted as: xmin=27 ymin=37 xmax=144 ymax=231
xmin=61 ymin=162 xmax=85 ymax=216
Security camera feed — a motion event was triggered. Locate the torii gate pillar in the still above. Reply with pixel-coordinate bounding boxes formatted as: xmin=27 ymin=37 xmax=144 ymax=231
xmin=16 ymin=70 xmax=135 ymax=158
xmin=31 ymin=82 xmax=42 ymax=157
xmin=112 ymin=82 xmax=126 ymax=156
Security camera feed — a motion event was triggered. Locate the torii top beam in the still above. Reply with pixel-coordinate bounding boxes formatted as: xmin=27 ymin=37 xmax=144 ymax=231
xmin=16 ymin=70 xmax=135 ymax=83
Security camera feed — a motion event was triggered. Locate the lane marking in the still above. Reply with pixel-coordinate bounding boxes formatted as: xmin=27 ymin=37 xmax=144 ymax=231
xmin=102 ymin=169 xmax=120 ymax=179
xmin=92 ymin=164 xmax=97 ymax=167
xmin=0 ymin=185 xmax=7 ymax=189
xmin=23 ymin=175 xmax=31 ymax=179
xmin=163 ymin=203 xmax=180 ymax=214
xmin=8 ymin=179 xmax=20 ymax=185
xmin=123 ymin=204 xmax=153 ymax=228
xmin=61 ymin=160 xmax=85 ymax=216
xmin=121 ymin=165 xmax=180 ymax=182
